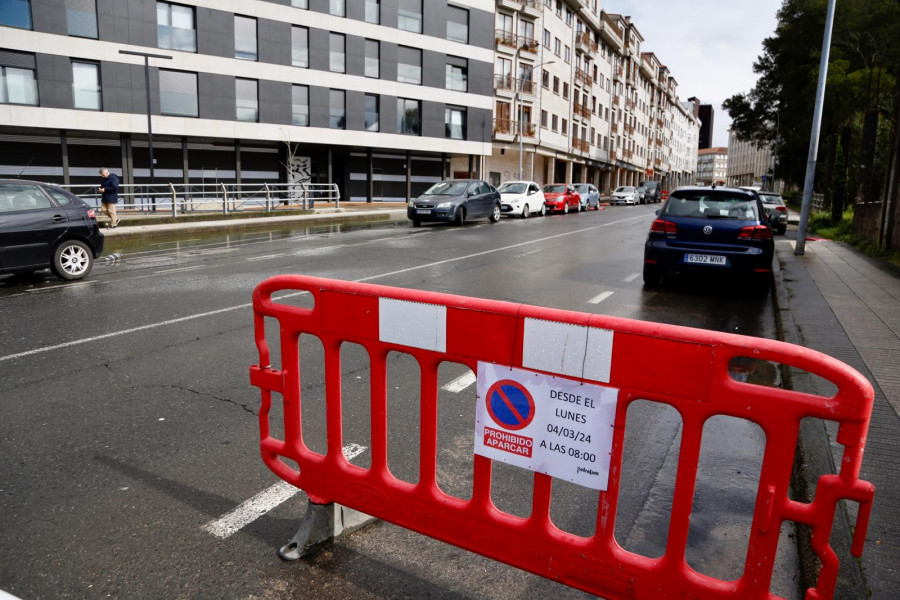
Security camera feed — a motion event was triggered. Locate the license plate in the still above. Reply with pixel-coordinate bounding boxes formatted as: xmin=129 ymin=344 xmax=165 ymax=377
xmin=416 ymin=209 xmax=431 ymax=215
xmin=685 ymin=254 xmax=726 ymax=265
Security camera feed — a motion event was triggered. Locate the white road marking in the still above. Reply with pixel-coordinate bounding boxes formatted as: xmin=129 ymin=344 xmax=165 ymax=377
xmin=0 ymin=214 xmax=646 ymax=363
xmin=202 ymin=444 xmax=367 ymax=539
xmin=442 ymin=371 xmax=476 ymax=393
xmin=622 ymin=272 xmax=640 ymax=283
xmin=154 ymin=265 xmax=205 ymax=274
xmin=25 ymin=281 xmax=99 ymax=293
xmin=588 ymin=291 xmax=614 ymax=304
xmin=245 ymin=253 xmax=286 ymax=262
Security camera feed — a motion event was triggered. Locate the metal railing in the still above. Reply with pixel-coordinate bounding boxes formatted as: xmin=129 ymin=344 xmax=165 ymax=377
xmin=61 ymin=182 xmax=341 ymax=217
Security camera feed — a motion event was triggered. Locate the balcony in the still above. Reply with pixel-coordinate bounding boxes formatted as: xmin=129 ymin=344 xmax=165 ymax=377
xmin=611 ymin=122 xmax=618 ymax=133
xmin=493 ymin=119 xmax=536 ymax=139
xmin=609 ymin=150 xmax=618 ymax=161
xmin=495 ymin=30 xmax=540 ymax=54
xmin=575 ymin=31 xmax=597 ymax=55
xmin=572 ymin=137 xmax=590 ymax=153
xmin=598 ymin=11 xmax=625 ymax=52
xmin=493 ymin=75 xmax=536 ymax=96
xmin=613 ymin=95 xmax=621 ymax=106
xmin=573 ymin=103 xmax=591 ymax=119
xmin=613 ymin=65 xmax=624 ymax=82
xmin=498 ymin=0 xmax=541 ymax=18
xmin=574 ymin=67 xmax=593 ymax=87
xmin=626 ymin=123 xmax=635 ymax=135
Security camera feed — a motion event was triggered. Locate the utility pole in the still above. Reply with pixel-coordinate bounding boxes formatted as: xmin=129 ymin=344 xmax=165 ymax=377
xmin=119 ymin=50 xmax=172 ymax=185
xmin=795 ymin=0 xmax=836 ymax=255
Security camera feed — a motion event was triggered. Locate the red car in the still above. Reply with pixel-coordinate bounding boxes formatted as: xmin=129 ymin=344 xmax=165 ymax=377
xmin=541 ymin=184 xmax=581 ymax=214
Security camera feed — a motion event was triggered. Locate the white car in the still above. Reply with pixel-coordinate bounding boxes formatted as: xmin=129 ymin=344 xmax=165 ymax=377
xmin=611 ymin=185 xmax=641 ymax=205
xmin=498 ymin=181 xmax=546 ymax=218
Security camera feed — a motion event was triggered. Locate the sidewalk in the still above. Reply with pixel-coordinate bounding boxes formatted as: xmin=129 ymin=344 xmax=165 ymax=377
xmin=99 ymin=202 xmax=408 ymax=239
xmin=775 ymin=219 xmax=900 ymax=598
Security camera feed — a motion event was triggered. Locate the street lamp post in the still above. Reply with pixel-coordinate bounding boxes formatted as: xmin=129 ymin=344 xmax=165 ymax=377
xmin=518 ymin=59 xmax=554 ymax=180
xmin=118 ymin=50 xmax=172 ymax=185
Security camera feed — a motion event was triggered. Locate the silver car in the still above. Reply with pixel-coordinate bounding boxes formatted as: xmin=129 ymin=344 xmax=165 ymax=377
xmin=758 ymin=192 xmax=788 ymax=234
xmin=611 ymin=186 xmax=640 ymax=205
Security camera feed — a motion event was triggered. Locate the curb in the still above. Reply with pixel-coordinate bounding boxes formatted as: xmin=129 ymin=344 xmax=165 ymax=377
xmin=772 ymin=246 xmax=868 ymax=599
xmin=100 ymin=209 xmax=409 ymax=241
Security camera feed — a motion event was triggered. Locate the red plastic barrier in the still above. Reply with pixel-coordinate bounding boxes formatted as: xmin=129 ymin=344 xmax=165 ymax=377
xmin=661 ymin=190 xmax=670 ymax=201
xmin=249 ymin=275 xmax=874 ymax=600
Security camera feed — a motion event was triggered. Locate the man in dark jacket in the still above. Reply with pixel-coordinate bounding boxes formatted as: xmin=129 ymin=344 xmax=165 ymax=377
xmin=98 ymin=167 xmax=120 ymax=228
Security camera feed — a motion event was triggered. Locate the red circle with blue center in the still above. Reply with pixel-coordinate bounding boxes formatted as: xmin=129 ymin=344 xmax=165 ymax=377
xmin=485 ymin=380 xmax=535 ymax=431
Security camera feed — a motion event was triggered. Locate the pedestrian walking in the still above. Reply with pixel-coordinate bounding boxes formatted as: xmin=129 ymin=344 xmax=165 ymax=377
xmin=98 ymin=167 xmax=120 ymax=228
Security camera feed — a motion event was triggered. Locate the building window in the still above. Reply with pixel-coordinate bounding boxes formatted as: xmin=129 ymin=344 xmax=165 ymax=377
xmin=0 ymin=0 xmax=32 ymax=29
xmin=554 ymin=38 xmax=561 ymax=57
xmin=236 ymin=78 xmax=258 ymax=122
xmin=71 ymin=61 xmax=101 ymax=110
xmin=552 ymin=76 xmax=559 ymax=94
xmin=555 ymin=0 xmax=561 ymax=17
xmin=329 ymin=0 xmax=345 ymax=17
xmin=292 ymin=84 xmax=308 ymax=126
xmin=542 ymin=69 xmax=549 ymax=89
xmin=563 ymin=82 xmax=569 ymax=99
xmin=518 ymin=19 xmax=534 ymax=44
xmin=561 ymin=118 xmax=567 ymax=135
xmin=565 ymin=8 xmax=572 ymax=25
xmin=541 ymin=109 xmax=547 ymax=127
xmin=234 ymin=15 xmax=257 ymax=60
xmin=291 ymin=0 xmax=307 ymax=7
xmin=364 ymin=94 xmax=379 ymax=131
xmin=564 ymin=45 xmax=571 ymax=63
xmin=329 ymin=89 xmax=345 ymax=128
xmin=397 ymin=0 xmax=421 ymax=33
xmin=329 ymin=33 xmax=345 ymax=73
xmin=397 ymin=98 xmax=420 ymax=135
xmin=543 ymin=29 xmax=550 ymax=48
xmin=292 ymin=26 xmax=308 ymax=67
xmin=445 ymin=106 xmax=465 ymax=139
xmin=446 ymin=6 xmax=468 ymax=43
xmin=551 ymin=114 xmax=558 ymax=132
xmin=397 ymin=46 xmax=421 ymax=84
xmin=0 ymin=56 xmax=38 ymax=106
xmin=158 ymin=69 xmax=197 ymax=117
xmin=446 ymin=58 xmax=467 ymax=92
xmin=365 ymin=39 xmax=379 ymax=78
xmin=66 ymin=0 xmax=97 ymax=38
xmin=157 ymin=2 xmax=196 ymax=52
xmin=365 ymin=0 xmax=379 ymax=24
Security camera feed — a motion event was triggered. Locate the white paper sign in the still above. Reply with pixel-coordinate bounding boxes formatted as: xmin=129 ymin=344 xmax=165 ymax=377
xmin=474 ymin=362 xmax=619 ymax=491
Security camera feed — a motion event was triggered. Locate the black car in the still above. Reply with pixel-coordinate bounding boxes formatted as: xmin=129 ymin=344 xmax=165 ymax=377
xmin=637 ymin=180 xmax=662 ymax=203
xmin=643 ymin=186 xmax=774 ymax=292
xmin=408 ymin=179 xmax=501 ymax=226
xmin=0 ymin=179 xmax=104 ymax=280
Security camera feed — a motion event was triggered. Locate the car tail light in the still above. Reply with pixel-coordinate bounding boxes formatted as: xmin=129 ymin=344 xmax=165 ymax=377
xmin=738 ymin=225 xmax=773 ymax=240
xmin=776 ymin=206 xmax=787 ymax=212
xmin=650 ymin=219 xmax=677 ymax=234
xmin=87 ymin=209 xmax=96 ymax=219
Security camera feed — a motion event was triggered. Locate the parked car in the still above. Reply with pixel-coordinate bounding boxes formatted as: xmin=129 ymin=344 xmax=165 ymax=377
xmin=758 ymin=191 xmax=788 ymax=234
xmin=637 ymin=180 xmax=662 ymax=203
xmin=573 ymin=183 xmax=601 ymax=210
xmin=407 ymin=179 xmax=501 ymax=226
xmin=541 ymin=184 xmax=581 ymax=214
xmin=0 ymin=179 xmax=104 ymax=281
xmin=611 ymin=186 xmax=641 ymax=205
xmin=643 ymin=186 xmax=774 ymax=293
xmin=498 ymin=181 xmax=546 ymax=218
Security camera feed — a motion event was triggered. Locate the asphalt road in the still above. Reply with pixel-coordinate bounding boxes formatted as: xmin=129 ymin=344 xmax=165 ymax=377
xmin=0 ymin=205 xmax=799 ymax=599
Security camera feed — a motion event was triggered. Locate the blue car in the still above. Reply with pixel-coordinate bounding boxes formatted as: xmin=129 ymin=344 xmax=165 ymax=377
xmin=642 ymin=186 xmax=774 ymax=293
xmin=574 ymin=183 xmax=600 ymax=211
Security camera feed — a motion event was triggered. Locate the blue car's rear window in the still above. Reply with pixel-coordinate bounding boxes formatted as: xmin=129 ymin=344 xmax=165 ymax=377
xmin=663 ymin=193 xmax=760 ymax=220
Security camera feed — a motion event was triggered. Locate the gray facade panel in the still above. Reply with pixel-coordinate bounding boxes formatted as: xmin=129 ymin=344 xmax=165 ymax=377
xmin=468 ymin=6 xmax=494 ymax=50
xmin=258 ymin=19 xmax=291 ymax=66
xmin=346 ymin=0 xmax=365 ymax=22
xmin=379 ymin=43 xmax=398 ymax=82
xmin=199 ymin=73 xmax=234 ymax=121
xmin=308 ymin=86 xmax=330 ymax=129
xmin=259 ymin=80 xmax=291 ymax=125
xmin=420 ymin=99 xmax=444 ymax=140
xmin=380 ymin=0 xmax=398 ymax=29
xmin=422 ymin=50 xmax=443 ymax=89
xmin=196 ymin=7 xmax=233 ymax=59
xmin=31 ymin=0 xmax=67 ymax=36
xmin=307 ymin=28 xmax=331 ymax=72
xmin=345 ymin=90 xmax=365 ymax=131
xmin=35 ymin=54 xmax=72 ymax=110
xmin=467 ymin=59 xmax=493 ymax=97
xmin=468 ymin=107 xmax=491 ymax=143
xmin=308 ymin=0 xmax=330 ymax=16
xmin=421 ymin=0 xmax=444 ymax=39
xmin=345 ymin=36 xmax=365 ymax=78
xmin=380 ymin=95 xmax=397 ymax=134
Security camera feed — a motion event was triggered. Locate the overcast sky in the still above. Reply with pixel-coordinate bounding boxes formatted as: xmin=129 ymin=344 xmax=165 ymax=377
xmin=606 ymin=0 xmax=783 ymax=147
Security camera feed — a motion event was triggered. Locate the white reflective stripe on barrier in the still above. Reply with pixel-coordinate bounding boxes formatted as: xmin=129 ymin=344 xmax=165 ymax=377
xmin=378 ymin=298 xmax=447 ymax=352
xmin=522 ymin=318 xmax=614 ymax=383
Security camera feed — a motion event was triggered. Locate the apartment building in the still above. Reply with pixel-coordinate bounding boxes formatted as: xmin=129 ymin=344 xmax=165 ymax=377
xmin=463 ymin=1 xmax=699 ymax=192
xmin=696 ymin=146 xmax=727 ymax=185
xmin=0 ymin=0 xmax=494 ymax=200
xmin=726 ymin=129 xmax=773 ymax=189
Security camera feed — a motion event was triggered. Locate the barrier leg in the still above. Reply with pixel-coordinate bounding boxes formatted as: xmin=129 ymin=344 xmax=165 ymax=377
xmin=278 ymin=500 xmax=376 ymax=561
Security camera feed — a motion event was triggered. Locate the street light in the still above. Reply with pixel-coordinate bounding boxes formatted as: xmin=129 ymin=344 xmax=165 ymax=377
xmin=118 ymin=49 xmax=172 ymax=184
xmin=518 ymin=60 xmax=554 ymax=180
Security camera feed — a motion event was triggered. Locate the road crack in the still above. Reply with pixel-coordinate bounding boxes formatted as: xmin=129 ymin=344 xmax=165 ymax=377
xmin=149 ymin=384 xmax=258 ymax=416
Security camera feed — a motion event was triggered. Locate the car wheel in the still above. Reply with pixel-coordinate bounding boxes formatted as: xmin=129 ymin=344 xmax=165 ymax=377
xmin=540 ymin=203 xmax=547 ymax=216
xmin=455 ymin=207 xmax=466 ymax=226
xmin=753 ymin=273 xmax=772 ymax=297
xmin=412 ymin=219 xmax=421 ymax=227
xmin=489 ymin=203 xmax=501 ymax=223
xmin=563 ymin=202 xmax=569 ymax=215
xmin=642 ymin=264 xmax=662 ymax=288
xmin=52 ymin=239 xmax=93 ymax=281
xmin=521 ymin=204 xmax=530 ymax=219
